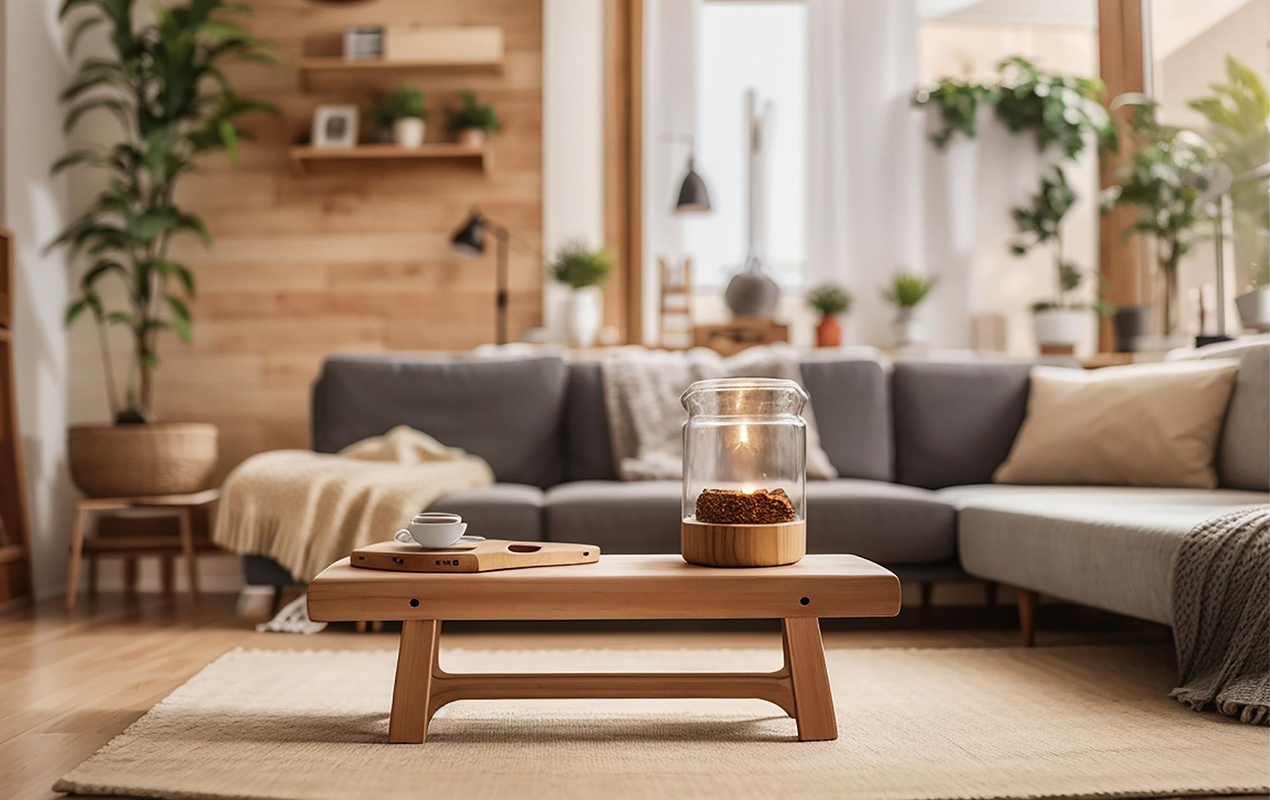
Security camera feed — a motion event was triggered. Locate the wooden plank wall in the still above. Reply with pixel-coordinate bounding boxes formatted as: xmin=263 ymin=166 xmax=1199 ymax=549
xmin=88 ymin=0 xmax=543 ymax=480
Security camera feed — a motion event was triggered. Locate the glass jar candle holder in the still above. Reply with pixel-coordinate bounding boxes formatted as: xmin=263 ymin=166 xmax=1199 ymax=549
xmin=680 ymin=378 xmax=808 ymax=567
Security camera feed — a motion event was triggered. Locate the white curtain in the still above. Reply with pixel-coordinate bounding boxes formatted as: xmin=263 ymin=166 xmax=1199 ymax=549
xmin=805 ymin=0 xmax=926 ymax=346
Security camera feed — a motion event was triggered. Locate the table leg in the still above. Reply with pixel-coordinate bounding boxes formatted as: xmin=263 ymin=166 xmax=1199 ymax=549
xmin=389 ymin=619 xmax=440 ymax=744
xmin=177 ymin=508 xmax=199 ymax=605
xmin=782 ymin=617 xmax=837 ymax=741
xmin=160 ymin=556 xmax=175 ymax=596
xmin=65 ymin=507 xmax=89 ymax=612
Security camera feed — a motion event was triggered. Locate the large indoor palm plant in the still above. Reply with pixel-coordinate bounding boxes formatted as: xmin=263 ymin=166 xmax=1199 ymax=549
xmin=51 ymin=0 xmax=274 ymax=496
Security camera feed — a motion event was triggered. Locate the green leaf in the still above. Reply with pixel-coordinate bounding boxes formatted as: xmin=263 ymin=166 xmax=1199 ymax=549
xmin=66 ymin=15 xmax=105 ymax=54
xmin=65 ymin=298 xmax=89 ymax=326
xmin=218 ymin=119 xmax=239 ymax=163
xmin=177 ymin=213 xmax=213 ymax=247
xmin=64 ymin=97 xmax=131 ymax=133
xmin=81 ymin=259 xmax=126 ymax=289
xmin=166 ymin=295 xmax=193 ymax=343
xmin=129 ymin=209 xmax=181 ymax=242
xmin=50 ymin=149 xmax=104 ymax=175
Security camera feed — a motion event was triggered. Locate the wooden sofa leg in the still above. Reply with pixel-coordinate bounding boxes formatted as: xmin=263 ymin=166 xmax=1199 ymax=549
xmin=984 ymin=581 xmax=998 ymax=607
xmin=1017 ymin=589 xmax=1038 ymax=647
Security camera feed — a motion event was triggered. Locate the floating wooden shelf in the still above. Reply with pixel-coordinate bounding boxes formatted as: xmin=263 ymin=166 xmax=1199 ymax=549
xmin=288 ymin=143 xmax=492 ymax=174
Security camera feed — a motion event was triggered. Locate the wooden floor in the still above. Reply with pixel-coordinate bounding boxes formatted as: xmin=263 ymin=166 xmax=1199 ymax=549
xmin=2 ymin=591 xmax=1175 ymax=800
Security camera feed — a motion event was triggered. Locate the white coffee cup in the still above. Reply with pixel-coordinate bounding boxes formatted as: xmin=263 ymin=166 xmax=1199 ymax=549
xmin=394 ymin=512 xmax=474 ymax=549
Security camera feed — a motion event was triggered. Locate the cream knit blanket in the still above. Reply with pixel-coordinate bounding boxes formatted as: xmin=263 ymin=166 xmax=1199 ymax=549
xmin=212 ymin=426 xmax=494 ymax=581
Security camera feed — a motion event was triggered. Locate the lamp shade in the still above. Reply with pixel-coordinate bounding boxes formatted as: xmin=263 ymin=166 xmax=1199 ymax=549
xmin=450 ymin=212 xmax=486 ymax=256
xmin=675 ymin=159 xmax=711 ymax=212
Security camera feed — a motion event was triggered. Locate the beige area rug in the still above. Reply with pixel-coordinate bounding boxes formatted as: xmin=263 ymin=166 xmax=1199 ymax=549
xmin=56 ymin=645 xmax=1269 ymax=800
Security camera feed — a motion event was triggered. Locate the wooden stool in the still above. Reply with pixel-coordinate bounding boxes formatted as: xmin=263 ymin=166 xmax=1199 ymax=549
xmin=66 ymin=489 xmax=219 ymax=611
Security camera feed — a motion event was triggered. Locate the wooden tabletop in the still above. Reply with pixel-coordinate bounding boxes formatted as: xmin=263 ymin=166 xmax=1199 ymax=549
xmin=308 ymin=554 xmax=901 ymax=622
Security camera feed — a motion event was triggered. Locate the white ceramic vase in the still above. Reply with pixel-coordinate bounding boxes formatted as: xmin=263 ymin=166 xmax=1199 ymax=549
xmin=392 ymin=117 xmax=426 ymax=148
xmin=892 ymin=310 xmax=926 ymax=348
xmin=1235 ymin=286 xmax=1270 ymax=333
xmin=567 ymin=286 xmax=603 ymax=348
xmin=1032 ymin=308 xmax=1087 ymax=350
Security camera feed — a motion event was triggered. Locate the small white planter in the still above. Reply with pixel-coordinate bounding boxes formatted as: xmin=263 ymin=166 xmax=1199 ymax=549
xmin=1032 ymin=308 xmax=1088 ymax=350
xmin=567 ymin=286 xmax=603 ymax=348
xmin=1235 ymin=287 xmax=1270 ymax=333
xmin=392 ymin=117 xmax=426 ymax=148
xmin=892 ymin=310 xmax=926 ymax=348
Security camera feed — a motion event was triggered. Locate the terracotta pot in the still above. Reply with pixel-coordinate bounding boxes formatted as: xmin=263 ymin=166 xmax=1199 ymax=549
xmin=457 ymin=128 xmax=487 ymax=148
xmin=815 ymin=315 xmax=842 ymax=348
xmin=68 ymin=423 xmax=218 ymax=498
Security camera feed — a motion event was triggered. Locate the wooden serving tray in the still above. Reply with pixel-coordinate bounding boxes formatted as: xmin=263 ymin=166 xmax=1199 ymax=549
xmin=350 ymin=539 xmax=600 ymax=573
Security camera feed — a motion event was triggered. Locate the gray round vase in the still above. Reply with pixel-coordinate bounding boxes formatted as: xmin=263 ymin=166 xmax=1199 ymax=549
xmin=725 ymin=259 xmax=780 ymax=318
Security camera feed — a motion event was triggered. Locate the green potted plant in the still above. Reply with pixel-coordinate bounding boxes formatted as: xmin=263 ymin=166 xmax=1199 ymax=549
xmin=805 ymin=284 xmax=852 ymax=348
xmin=1102 ymin=97 xmax=1217 ymax=337
xmin=549 ymin=242 xmax=613 ymax=347
xmin=51 ymin=0 xmax=274 ymax=497
xmin=373 ymin=84 xmax=426 ymax=149
xmin=445 ymin=90 xmax=502 ymax=148
xmin=1188 ymin=55 xmax=1270 ymax=333
xmin=881 ymin=272 xmax=938 ymax=347
xmin=1011 ymin=166 xmax=1107 ymax=351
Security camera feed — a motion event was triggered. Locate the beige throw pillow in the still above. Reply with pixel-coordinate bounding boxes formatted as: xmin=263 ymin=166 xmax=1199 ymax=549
xmin=994 ymin=360 xmax=1240 ymax=489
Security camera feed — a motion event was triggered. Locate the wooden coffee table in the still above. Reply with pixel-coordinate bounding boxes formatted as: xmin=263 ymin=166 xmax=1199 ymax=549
xmin=307 ymin=554 xmax=900 ymax=743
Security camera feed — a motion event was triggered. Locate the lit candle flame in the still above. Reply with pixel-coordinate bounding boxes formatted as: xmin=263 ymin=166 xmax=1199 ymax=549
xmin=737 ymin=424 xmax=749 ymax=444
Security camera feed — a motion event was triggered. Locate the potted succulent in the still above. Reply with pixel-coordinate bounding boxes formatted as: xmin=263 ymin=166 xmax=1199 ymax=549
xmin=373 ymin=84 xmax=427 ymax=148
xmin=51 ymin=0 xmax=274 ymax=497
xmin=1011 ymin=166 xmax=1106 ymax=351
xmin=806 ymin=284 xmax=852 ymax=348
xmin=445 ymin=90 xmax=502 ymax=148
xmin=550 ymin=242 xmax=613 ymax=347
xmin=1102 ymin=98 xmax=1217 ymax=337
xmin=881 ymin=272 xmax=938 ymax=347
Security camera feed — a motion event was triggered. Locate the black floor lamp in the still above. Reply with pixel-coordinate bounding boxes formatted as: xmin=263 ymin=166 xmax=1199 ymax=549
xmin=450 ymin=211 xmax=510 ymax=345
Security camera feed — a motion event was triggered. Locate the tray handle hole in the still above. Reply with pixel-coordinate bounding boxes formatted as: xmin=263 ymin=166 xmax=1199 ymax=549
xmin=507 ymin=544 xmax=542 ymax=553
xmin=800 ymin=597 xmax=810 ymax=606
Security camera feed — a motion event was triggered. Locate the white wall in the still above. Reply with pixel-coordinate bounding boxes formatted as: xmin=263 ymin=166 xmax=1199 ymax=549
xmin=3 ymin=0 xmax=75 ymax=600
xmin=542 ymin=0 xmax=606 ymax=339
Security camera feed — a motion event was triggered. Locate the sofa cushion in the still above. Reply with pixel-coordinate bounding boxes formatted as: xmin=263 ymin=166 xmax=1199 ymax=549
xmin=1187 ymin=338 xmax=1269 ymax=492
xmin=943 ymin=484 xmax=1270 ymax=625
xmin=565 ymin=361 xmax=618 ymax=481
xmin=800 ymin=357 xmax=894 ymax=481
xmin=312 ymin=355 xmax=569 ymax=487
xmin=994 ymin=360 xmax=1239 ymax=489
xmin=892 ymin=360 xmax=1034 ymax=489
xmin=544 ymin=479 xmax=955 ymax=564
xmin=427 ymin=484 xmax=545 ymax=542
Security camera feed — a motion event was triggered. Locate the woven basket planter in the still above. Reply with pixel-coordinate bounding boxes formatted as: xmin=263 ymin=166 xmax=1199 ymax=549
xmin=68 ymin=423 xmax=218 ymax=498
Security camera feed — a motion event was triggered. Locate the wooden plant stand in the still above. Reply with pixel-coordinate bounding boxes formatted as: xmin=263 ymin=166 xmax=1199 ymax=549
xmin=66 ymin=489 xmax=220 ymax=611
xmin=308 ymin=554 xmax=901 ymax=743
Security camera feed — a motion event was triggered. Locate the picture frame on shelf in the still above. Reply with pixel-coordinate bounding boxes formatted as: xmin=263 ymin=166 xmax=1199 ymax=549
xmin=343 ymin=25 xmax=384 ymax=61
xmin=312 ymin=105 xmax=360 ymax=149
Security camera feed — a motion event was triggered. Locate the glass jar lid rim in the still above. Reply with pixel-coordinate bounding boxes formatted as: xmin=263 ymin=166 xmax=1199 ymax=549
xmin=680 ymin=377 xmax=809 ymax=403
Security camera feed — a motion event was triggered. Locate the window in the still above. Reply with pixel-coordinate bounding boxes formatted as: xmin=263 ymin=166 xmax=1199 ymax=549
xmin=685 ymin=1 xmax=808 ymax=291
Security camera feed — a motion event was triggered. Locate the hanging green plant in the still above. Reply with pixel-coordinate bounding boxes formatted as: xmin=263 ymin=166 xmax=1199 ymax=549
xmin=914 ymin=57 xmax=1116 ymax=158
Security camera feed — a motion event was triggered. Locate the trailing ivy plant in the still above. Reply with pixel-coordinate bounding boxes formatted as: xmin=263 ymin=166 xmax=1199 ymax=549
xmin=914 ymin=57 xmax=1115 ymax=159
xmin=50 ymin=0 xmax=275 ymax=422
xmin=1010 ymin=166 xmax=1108 ymax=315
xmin=1187 ymin=55 xmax=1270 ymax=291
xmin=1101 ymin=98 xmax=1218 ymax=333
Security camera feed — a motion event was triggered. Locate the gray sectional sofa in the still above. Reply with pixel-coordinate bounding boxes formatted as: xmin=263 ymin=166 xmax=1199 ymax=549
xmin=245 ymin=340 xmax=1269 ymax=633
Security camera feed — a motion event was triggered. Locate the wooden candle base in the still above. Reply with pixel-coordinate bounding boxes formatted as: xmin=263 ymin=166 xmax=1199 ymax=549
xmin=681 ymin=520 xmax=806 ymax=568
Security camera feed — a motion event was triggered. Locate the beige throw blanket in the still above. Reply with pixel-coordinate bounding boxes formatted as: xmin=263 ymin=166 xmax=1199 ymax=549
xmin=212 ymin=426 xmax=493 ymax=581
xmin=600 ymin=345 xmax=838 ymax=481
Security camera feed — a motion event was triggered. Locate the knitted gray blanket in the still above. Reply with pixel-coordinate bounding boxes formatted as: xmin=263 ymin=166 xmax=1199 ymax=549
xmin=1170 ymin=505 xmax=1270 ymax=725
